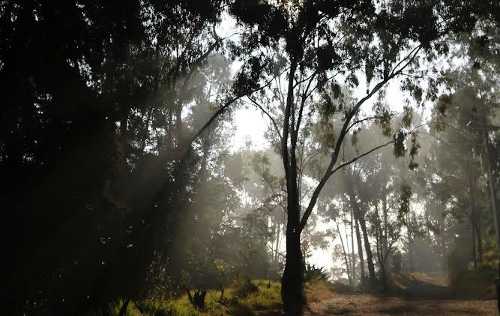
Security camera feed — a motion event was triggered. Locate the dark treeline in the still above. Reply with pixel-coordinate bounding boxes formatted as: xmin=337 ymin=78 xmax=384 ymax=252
xmin=1 ymin=1 xmax=499 ymax=316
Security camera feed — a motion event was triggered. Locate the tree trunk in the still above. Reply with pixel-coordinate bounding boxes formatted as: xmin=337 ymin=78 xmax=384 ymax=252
xmin=380 ymin=258 xmax=387 ymax=291
xmin=374 ymin=204 xmax=387 ymax=291
xmin=355 ymin=218 xmax=366 ymax=285
xmin=350 ymin=209 xmax=357 ymax=282
xmin=346 ymin=187 xmax=375 ymax=288
xmin=358 ymin=212 xmax=376 ymax=288
xmin=275 ymin=221 xmax=281 ymax=264
xmin=281 ymin=204 xmax=305 ymax=316
xmin=476 ymin=216 xmax=483 ymax=265
xmin=337 ymin=220 xmax=353 ymax=287
xmin=281 ymin=58 xmax=305 ymax=316
xmin=472 ymin=219 xmax=478 ymax=270
xmin=468 ymin=166 xmax=482 ymax=268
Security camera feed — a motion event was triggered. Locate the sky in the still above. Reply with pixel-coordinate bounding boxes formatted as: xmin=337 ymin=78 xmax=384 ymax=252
xmin=227 ymin=85 xmax=409 ymax=276
xmin=218 ymin=11 xmax=427 ymax=277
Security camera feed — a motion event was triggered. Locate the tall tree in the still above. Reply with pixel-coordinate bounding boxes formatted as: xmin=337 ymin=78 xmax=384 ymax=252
xmin=227 ymin=1 xmax=476 ymax=313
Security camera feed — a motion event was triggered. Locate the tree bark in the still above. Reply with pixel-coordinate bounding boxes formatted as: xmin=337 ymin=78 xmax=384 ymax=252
xmin=281 ymin=202 xmax=304 ymax=316
xmin=359 ymin=214 xmax=376 ymax=288
xmin=355 ymin=217 xmax=366 ymax=285
xmin=476 ymin=215 xmax=483 ymax=265
xmin=337 ymin=220 xmax=353 ymax=287
xmin=348 ymin=192 xmax=375 ymax=288
xmin=467 ymin=164 xmax=482 ymax=268
xmin=281 ymin=59 xmax=305 ymax=316
xmin=471 ymin=219 xmax=478 ymax=270
xmin=350 ymin=209 xmax=357 ymax=282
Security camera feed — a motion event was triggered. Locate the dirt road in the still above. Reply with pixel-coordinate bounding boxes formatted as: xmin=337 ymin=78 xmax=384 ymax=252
xmin=306 ymin=293 xmax=496 ymax=315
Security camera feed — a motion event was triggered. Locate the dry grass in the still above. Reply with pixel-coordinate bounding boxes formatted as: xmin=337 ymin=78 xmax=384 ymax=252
xmin=116 ymin=277 xmax=496 ymax=315
xmin=306 ymin=293 xmax=496 ymax=316
xmin=305 ymin=273 xmax=496 ymax=316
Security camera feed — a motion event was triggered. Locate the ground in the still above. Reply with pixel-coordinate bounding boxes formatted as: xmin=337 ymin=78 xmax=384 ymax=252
xmin=306 ymin=293 xmax=496 ymax=316
xmin=118 ymin=276 xmax=497 ymax=315
xmin=305 ymin=274 xmax=497 ymax=316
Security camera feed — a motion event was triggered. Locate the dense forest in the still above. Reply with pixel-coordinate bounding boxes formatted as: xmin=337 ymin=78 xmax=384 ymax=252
xmin=1 ymin=1 xmax=499 ymax=315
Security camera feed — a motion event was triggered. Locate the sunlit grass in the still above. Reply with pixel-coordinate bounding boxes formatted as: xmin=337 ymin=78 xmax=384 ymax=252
xmin=115 ymin=279 xmax=282 ymax=316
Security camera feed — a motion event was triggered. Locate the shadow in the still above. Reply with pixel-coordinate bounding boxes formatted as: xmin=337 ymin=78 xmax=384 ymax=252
xmin=390 ymin=273 xmax=452 ymax=299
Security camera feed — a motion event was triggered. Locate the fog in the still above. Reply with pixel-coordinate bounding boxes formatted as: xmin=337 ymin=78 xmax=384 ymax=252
xmin=2 ymin=1 xmax=499 ymax=315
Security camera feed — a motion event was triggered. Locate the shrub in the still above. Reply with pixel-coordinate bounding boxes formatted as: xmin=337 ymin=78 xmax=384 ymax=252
xmin=304 ymin=264 xmax=329 ymax=282
xmin=234 ymin=279 xmax=259 ymax=298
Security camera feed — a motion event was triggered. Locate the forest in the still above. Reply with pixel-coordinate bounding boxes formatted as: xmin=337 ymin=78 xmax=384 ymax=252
xmin=1 ymin=1 xmax=499 ymax=315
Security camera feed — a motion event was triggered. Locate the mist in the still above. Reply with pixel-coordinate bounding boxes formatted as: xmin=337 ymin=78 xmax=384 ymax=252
xmin=1 ymin=1 xmax=499 ymax=315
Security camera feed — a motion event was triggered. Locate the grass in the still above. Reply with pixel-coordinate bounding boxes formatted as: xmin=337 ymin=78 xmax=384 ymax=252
xmin=115 ymin=279 xmax=282 ymax=316
xmin=109 ymin=274 xmax=497 ymax=315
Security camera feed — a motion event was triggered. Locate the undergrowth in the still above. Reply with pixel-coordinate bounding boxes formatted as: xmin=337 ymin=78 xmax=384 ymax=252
xmin=111 ymin=280 xmax=282 ymax=316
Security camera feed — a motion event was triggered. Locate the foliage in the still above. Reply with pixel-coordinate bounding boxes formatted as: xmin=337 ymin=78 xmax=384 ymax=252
xmin=2 ymin=0 xmax=499 ymax=314
xmin=107 ymin=280 xmax=281 ymax=316
xmin=304 ymin=264 xmax=329 ymax=282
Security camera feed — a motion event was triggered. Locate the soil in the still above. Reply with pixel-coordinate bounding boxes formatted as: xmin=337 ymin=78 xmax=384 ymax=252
xmin=306 ymin=293 xmax=496 ymax=315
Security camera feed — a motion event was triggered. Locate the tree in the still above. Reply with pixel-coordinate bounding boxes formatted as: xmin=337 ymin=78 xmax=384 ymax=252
xmin=227 ymin=1 xmax=476 ymax=313
xmin=429 ymin=67 xmax=499 ymax=271
xmin=0 ymin=1 xmax=229 ymax=313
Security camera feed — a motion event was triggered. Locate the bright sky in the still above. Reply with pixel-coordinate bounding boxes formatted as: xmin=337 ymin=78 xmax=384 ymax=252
xmin=228 ymin=84 xmax=410 ymax=277
xmin=219 ymin=12 xmax=426 ymax=278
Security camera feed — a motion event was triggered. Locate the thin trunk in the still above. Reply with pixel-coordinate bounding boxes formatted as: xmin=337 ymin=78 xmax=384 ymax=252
xmin=476 ymin=216 xmax=483 ymax=265
xmin=382 ymin=198 xmax=390 ymax=287
xmin=358 ymin=211 xmax=376 ymax=288
xmin=468 ymin=164 xmax=482 ymax=267
xmin=350 ymin=209 xmax=357 ymax=282
xmin=345 ymin=229 xmax=353 ymax=280
xmin=380 ymin=259 xmax=387 ymax=291
xmin=345 ymin=178 xmax=375 ymax=287
xmin=382 ymin=197 xmax=389 ymax=261
xmin=375 ymin=203 xmax=388 ymax=291
xmin=472 ymin=218 xmax=478 ymax=270
xmin=407 ymin=223 xmax=414 ymax=273
xmin=275 ymin=221 xmax=281 ymax=264
xmin=337 ymin=220 xmax=353 ymax=286
xmin=355 ymin=217 xmax=366 ymax=285
xmin=439 ymin=214 xmax=447 ymax=271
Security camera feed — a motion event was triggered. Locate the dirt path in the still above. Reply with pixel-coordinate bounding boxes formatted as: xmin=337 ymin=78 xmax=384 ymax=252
xmin=306 ymin=294 xmax=496 ymax=315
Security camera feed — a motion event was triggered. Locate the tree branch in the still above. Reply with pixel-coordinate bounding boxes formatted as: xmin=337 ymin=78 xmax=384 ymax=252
xmin=329 ymin=140 xmax=394 ymax=176
xmin=188 ymin=72 xmax=282 ymax=147
xmin=346 ymin=115 xmax=387 ymax=134
xmin=297 ymin=46 xmax=424 ymax=233
xmin=247 ymin=96 xmax=283 ymax=140
xmin=295 ymin=71 xmax=318 ymax=137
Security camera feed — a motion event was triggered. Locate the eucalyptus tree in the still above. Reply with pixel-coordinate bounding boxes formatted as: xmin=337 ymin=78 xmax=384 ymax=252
xmin=430 ymin=67 xmax=500 ymax=269
xmin=226 ymin=1 xmax=477 ymax=313
xmin=0 ymin=1 xmax=229 ymax=314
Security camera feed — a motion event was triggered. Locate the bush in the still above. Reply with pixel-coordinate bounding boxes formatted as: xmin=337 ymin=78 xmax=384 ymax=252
xmin=449 ymin=267 xmax=496 ymax=299
xmin=234 ymin=279 xmax=259 ymax=298
xmin=304 ymin=264 xmax=329 ymax=282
